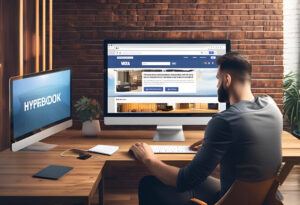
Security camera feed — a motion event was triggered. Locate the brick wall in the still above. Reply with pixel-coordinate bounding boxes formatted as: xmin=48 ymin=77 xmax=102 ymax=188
xmin=53 ymin=0 xmax=284 ymax=129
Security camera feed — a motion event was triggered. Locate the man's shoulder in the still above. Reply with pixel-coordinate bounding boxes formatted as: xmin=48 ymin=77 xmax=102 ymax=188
xmin=212 ymin=105 xmax=239 ymax=121
xmin=215 ymin=95 xmax=279 ymax=120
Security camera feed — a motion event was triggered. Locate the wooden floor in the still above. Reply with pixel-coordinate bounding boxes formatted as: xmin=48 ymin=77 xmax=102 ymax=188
xmin=103 ymin=165 xmax=300 ymax=205
xmin=279 ymin=165 xmax=300 ymax=205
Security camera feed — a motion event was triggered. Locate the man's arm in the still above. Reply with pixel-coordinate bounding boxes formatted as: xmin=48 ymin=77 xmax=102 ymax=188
xmin=177 ymin=116 xmax=233 ymax=191
xmin=130 ymin=142 xmax=179 ymax=187
xmin=130 ymin=116 xmax=233 ymax=190
xmin=145 ymin=157 xmax=179 ymax=187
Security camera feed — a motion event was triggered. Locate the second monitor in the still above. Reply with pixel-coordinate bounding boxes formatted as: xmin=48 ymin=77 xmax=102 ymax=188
xmin=104 ymin=40 xmax=230 ymax=141
xmin=10 ymin=68 xmax=72 ymax=151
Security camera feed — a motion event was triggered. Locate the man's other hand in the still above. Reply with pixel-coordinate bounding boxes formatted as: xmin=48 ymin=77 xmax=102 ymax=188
xmin=189 ymin=139 xmax=204 ymax=151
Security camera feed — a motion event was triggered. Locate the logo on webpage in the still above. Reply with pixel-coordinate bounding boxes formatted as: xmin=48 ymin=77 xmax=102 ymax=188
xmin=121 ymin=61 xmax=130 ymax=66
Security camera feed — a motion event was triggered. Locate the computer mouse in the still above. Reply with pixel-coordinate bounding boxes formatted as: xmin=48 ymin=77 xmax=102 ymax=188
xmin=77 ymin=153 xmax=91 ymax=160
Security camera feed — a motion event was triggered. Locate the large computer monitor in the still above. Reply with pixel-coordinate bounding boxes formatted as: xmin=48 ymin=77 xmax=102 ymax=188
xmin=10 ymin=68 xmax=72 ymax=151
xmin=104 ymin=40 xmax=230 ymax=141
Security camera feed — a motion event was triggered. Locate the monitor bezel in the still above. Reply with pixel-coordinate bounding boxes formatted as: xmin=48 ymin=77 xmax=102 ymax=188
xmin=103 ymin=40 xmax=231 ymax=117
xmin=9 ymin=67 xmax=72 ymax=143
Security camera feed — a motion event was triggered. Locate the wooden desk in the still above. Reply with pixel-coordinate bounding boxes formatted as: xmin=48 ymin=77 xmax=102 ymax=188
xmin=0 ymin=130 xmax=299 ymax=205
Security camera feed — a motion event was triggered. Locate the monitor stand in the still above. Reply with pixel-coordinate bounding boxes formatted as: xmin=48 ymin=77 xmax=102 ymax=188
xmin=21 ymin=142 xmax=57 ymax=151
xmin=153 ymin=125 xmax=185 ymax=141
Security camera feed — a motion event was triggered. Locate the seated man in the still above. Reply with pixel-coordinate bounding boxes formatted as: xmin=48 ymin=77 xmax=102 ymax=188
xmin=130 ymin=52 xmax=283 ymax=205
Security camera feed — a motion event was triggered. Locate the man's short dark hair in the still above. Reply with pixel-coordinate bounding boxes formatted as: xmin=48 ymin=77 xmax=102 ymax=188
xmin=217 ymin=52 xmax=252 ymax=82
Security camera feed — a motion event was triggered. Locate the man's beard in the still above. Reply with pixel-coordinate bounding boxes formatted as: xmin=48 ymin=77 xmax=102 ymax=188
xmin=217 ymin=84 xmax=229 ymax=103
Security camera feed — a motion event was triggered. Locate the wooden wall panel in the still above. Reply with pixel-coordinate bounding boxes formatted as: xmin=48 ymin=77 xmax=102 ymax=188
xmin=21 ymin=0 xmax=53 ymax=75
xmin=0 ymin=0 xmax=3 ymax=152
xmin=0 ymin=0 xmax=20 ymax=151
xmin=0 ymin=0 xmax=53 ymax=150
xmin=23 ymin=0 xmax=37 ymax=74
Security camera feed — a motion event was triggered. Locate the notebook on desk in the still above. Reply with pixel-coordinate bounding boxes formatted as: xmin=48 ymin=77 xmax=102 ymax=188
xmin=33 ymin=165 xmax=73 ymax=180
xmin=88 ymin=145 xmax=119 ymax=155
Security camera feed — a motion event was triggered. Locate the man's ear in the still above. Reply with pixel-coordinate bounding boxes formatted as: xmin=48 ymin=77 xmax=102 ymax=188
xmin=224 ymin=73 xmax=232 ymax=88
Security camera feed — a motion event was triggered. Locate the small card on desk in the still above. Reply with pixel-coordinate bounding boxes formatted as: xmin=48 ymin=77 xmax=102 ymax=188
xmin=88 ymin=145 xmax=119 ymax=155
xmin=33 ymin=165 xmax=73 ymax=180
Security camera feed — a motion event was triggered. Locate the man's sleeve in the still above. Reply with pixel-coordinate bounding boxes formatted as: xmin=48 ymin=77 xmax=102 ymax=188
xmin=176 ymin=116 xmax=233 ymax=191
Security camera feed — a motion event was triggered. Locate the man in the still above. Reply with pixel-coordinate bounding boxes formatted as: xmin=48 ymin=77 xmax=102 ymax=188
xmin=130 ymin=52 xmax=283 ymax=205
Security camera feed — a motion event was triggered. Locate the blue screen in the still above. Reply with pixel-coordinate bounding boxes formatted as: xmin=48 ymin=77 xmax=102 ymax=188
xmin=12 ymin=69 xmax=71 ymax=140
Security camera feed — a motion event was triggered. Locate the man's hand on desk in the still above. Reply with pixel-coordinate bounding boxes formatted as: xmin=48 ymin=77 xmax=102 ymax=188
xmin=129 ymin=142 xmax=179 ymax=187
xmin=189 ymin=138 xmax=204 ymax=151
xmin=130 ymin=142 xmax=157 ymax=164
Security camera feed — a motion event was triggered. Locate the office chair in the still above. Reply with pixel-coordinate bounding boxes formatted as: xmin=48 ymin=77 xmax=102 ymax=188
xmin=190 ymin=177 xmax=283 ymax=205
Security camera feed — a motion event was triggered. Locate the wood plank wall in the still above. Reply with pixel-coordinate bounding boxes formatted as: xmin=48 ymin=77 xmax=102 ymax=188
xmin=0 ymin=0 xmax=53 ymax=151
xmin=0 ymin=0 xmax=3 ymax=152
xmin=0 ymin=0 xmax=20 ymax=151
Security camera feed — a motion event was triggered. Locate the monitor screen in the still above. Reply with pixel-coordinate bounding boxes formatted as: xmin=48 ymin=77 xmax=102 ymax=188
xmin=10 ymin=68 xmax=71 ymax=142
xmin=104 ymin=40 xmax=230 ymax=116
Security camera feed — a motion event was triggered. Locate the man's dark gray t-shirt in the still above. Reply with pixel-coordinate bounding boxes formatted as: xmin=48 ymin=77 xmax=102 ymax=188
xmin=177 ymin=95 xmax=283 ymax=196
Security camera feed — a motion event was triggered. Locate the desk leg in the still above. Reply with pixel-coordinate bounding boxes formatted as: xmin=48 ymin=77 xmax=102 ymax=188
xmin=278 ymin=161 xmax=294 ymax=185
xmin=99 ymin=177 xmax=104 ymax=205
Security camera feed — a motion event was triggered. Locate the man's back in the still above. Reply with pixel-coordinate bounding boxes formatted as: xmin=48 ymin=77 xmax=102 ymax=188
xmin=217 ymin=95 xmax=282 ymax=194
xmin=177 ymin=95 xmax=282 ymax=196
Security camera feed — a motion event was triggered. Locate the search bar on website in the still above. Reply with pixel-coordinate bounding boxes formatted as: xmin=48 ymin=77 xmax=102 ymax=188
xmin=142 ymin=62 xmax=171 ymax=66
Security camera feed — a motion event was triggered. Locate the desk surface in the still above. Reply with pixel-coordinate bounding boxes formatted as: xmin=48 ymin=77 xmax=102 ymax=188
xmin=0 ymin=130 xmax=299 ymax=204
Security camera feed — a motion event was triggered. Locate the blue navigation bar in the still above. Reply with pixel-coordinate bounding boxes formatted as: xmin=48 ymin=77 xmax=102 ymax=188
xmin=108 ymin=55 xmax=218 ymax=69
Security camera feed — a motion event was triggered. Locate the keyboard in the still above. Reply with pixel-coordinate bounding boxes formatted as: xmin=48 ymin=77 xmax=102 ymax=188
xmin=150 ymin=145 xmax=197 ymax=154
